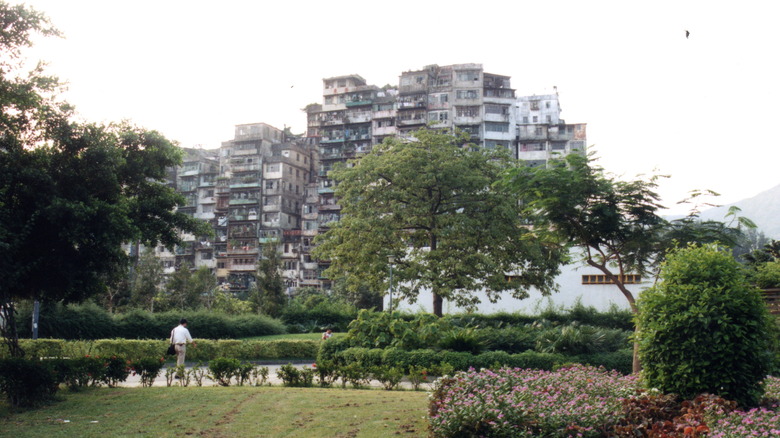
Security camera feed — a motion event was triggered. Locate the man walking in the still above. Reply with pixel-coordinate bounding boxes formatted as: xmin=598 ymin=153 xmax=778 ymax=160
xmin=170 ymin=318 xmax=196 ymax=368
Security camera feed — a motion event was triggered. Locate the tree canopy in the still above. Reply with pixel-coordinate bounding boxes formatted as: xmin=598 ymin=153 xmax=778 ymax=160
xmin=501 ymin=153 xmax=753 ymax=372
xmin=0 ymin=2 xmax=207 ymax=356
xmin=313 ymin=129 xmax=565 ymax=316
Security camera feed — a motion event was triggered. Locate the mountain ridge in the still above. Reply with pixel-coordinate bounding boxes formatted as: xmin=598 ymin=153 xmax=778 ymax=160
xmin=696 ymin=184 xmax=780 ymax=239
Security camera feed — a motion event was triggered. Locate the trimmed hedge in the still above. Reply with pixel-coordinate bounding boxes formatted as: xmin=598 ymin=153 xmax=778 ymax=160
xmin=445 ymin=302 xmax=634 ymax=331
xmin=1 ymin=339 xmax=320 ymax=361
xmin=320 ymin=345 xmax=631 ymax=374
xmin=16 ymin=304 xmax=287 ymax=340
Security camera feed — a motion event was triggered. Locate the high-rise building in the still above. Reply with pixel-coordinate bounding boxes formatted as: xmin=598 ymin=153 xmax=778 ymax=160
xmin=515 ymin=92 xmax=587 ymax=166
xmin=152 ymin=64 xmax=587 ymax=295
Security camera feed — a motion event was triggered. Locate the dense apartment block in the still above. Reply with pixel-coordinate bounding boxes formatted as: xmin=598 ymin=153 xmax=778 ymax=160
xmin=515 ymin=93 xmax=587 ymax=166
xmin=146 ymin=63 xmax=587 ymax=296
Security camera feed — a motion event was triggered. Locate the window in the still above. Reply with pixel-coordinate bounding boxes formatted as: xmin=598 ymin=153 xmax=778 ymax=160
xmin=455 ymin=106 xmax=480 ymax=117
xmin=520 ymin=143 xmax=545 ymax=152
xmin=485 ymin=140 xmax=509 ymax=149
xmin=428 ymin=111 xmax=448 ymax=121
xmin=523 ymin=116 xmax=528 ymax=123
xmin=546 ymin=115 xmax=552 ymax=123
xmin=267 ymin=164 xmax=279 ymax=173
xmin=217 ymin=262 xmax=226 ymax=269
xmin=440 ymin=93 xmax=448 ymax=103
xmin=546 ymin=101 xmax=551 ymax=109
xmin=337 ymin=79 xmax=346 ymax=87
xmin=325 ymin=96 xmax=333 ymax=104
xmin=485 ymin=122 xmax=509 ymax=132
xmin=582 ymin=274 xmax=642 ymax=285
xmin=530 ymin=100 xmax=540 ymax=111
xmin=485 ymin=104 xmax=509 ymax=115
xmin=456 ymin=71 xmax=480 ymax=81
xmin=457 ymin=125 xmax=480 ymax=136
xmin=533 ymin=115 xmax=538 ymax=123
xmin=456 ymin=89 xmax=479 ymax=99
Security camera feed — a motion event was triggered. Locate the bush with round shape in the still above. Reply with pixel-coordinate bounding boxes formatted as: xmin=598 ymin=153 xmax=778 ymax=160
xmin=637 ymin=244 xmax=775 ymax=407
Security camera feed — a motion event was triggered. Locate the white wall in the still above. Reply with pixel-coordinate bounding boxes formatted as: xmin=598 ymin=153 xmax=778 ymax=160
xmin=386 ymin=258 xmax=650 ymax=315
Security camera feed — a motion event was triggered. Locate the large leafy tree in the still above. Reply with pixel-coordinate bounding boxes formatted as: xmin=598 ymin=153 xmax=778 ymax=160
xmin=0 ymin=2 xmax=207 ymax=356
xmin=313 ymin=129 xmax=564 ymax=317
xmin=249 ymin=242 xmax=286 ymax=317
xmin=502 ymin=153 xmax=750 ymax=372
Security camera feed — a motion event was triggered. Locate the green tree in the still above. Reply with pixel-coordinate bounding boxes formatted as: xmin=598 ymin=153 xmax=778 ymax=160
xmin=191 ymin=266 xmax=218 ymax=309
xmin=637 ymin=244 xmax=774 ymax=407
xmin=313 ymin=129 xmax=564 ymax=317
xmin=502 ymin=153 xmax=749 ymax=372
xmin=129 ymin=248 xmax=165 ymax=312
xmin=0 ymin=3 xmax=207 ymax=356
xmin=162 ymin=264 xmax=217 ymax=311
xmin=250 ymin=242 xmax=286 ymax=317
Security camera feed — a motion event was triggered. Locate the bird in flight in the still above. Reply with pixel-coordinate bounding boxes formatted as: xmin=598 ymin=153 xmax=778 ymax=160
xmin=685 ymin=30 xmax=690 ymax=39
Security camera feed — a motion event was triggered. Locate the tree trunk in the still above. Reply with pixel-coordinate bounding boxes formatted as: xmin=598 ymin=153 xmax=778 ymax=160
xmin=432 ymin=292 xmax=443 ymax=317
xmin=0 ymin=300 xmax=24 ymax=358
xmin=632 ymin=327 xmax=642 ymax=374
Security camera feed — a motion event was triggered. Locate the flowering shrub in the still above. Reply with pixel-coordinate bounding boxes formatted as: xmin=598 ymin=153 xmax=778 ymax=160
xmin=702 ymin=377 xmax=780 ymax=437
xmin=131 ymin=357 xmax=165 ymax=387
xmin=764 ymin=376 xmax=780 ymax=400
xmin=708 ymin=407 xmax=780 ymax=437
xmin=429 ymin=365 xmax=639 ymax=437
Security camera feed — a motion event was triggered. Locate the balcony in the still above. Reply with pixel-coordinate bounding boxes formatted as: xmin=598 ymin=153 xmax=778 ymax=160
xmin=345 ymin=112 xmax=371 ymax=123
xmin=229 ymin=198 xmax=259 ymax=205
xmin=320 ymin=136 xmax=345 ymax=144
xmin=317 ymin=187 xmax=334 ymax=194
xmin=321 ymin=118 xmax=344 ymax=126
xmin=228 ymin=247 xmax=259 ymax=255
xmin=484 ymin=113 xmax=509 ymax=122
xmin=373 ymin=109 xmax=395 ymax=119
xmin=345 ymin=99 xmax=373 ymax=107
xmin=231 ymin=163 xmax=261 ymax=172
xmin=263 ymin=204 xmax=280 ymax=212
xmin=373 ymin=126 xmax=396 ymax=136
xmin=230 ymin=181 xmax=261 ymax=189
xmin=232 ymin=148 xmax=258 ymax=156
xmin=230 ymin=263 xmax=256 ymax=271
xmin=319 ymin=203 xmax=340 ymax=211
xmin=302 ymin=228 xmax=318 ymax=237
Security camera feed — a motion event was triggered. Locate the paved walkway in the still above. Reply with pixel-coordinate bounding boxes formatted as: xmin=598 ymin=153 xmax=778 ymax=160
xmin=119 ymin=362 xmax=433 ymax=390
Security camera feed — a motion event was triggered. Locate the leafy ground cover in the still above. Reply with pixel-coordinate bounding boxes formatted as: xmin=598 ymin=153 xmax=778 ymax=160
xmin=242 ymin=333 xmax=334 ymax=342
xmin=0 ymin=386 xmax=428 ymax=437
xmin=429 ymin=365 xmax=780 ymax=437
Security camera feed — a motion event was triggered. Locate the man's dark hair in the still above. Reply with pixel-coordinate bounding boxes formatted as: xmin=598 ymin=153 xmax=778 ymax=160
xmin=180 ymin=318 xmax=188 ymax=325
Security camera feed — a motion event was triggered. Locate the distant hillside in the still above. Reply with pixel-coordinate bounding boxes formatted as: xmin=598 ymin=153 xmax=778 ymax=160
xmin=697 ymin=184 xmax=780 ymax=239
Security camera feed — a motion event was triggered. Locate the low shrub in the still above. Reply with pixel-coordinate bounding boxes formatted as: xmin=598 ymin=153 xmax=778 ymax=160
xmin=371 ymin=365 xmax=404 ymax=390
xmin=438 ymin=328 xmax=483 ymax=354
xmin=281 ymin=296 xmax=358 ymax=333
xmin=576 ymin=349 xmax=633 ymax=375
xmin=327 ymin=346 xmax=567 ymax=373
xmin=130 ymin=357 xmax=165 ymax=387
xmin=429 ymin=365 xmax=639 ymax=437
xmin=477 ymin=326 xmax=537 ymax=354
xmin=4 ymin=338 xmax=319 ymax=362
xmin=0 ymin=358 xmax=59 ymax=407
xmin=276 ymin=363 xmax=314 ymax=387
xmin=535 ymin=322 xmax=630 ymax=355
xmin=208 ymin=357 xmax=241 ymax=386
xmin=15 ymin=305 xmax=287 ymax=340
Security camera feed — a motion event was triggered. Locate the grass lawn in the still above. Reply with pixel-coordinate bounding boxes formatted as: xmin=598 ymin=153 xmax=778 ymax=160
xmin=0 ymin=386 xmax=429 ymax=437
xmin=242 ymin=333 xmax=343 ymax=342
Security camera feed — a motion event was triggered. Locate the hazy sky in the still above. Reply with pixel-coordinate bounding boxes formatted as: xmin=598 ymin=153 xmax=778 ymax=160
xmin=18 ymin=0 xmax=780 ymax=214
